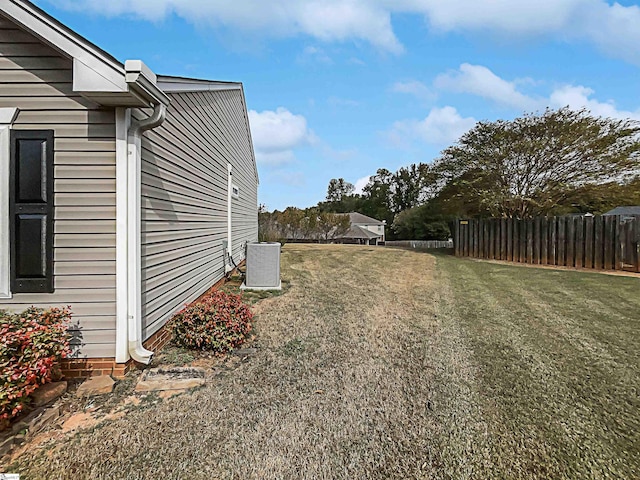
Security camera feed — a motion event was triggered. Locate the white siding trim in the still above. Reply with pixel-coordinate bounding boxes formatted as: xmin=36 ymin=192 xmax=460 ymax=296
xmin=0 ymin=108 xmax=18 ymax=299
xmin=115 ymin=107 xmax=131 ymax=363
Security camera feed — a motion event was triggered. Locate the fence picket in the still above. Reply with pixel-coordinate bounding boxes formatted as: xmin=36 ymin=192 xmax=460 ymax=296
xmin=566 ymin=217 xmax=575 ymax=268
xmin=584 ymin=216 xmax=593 ymax=269
xmin=541 ymin=217 xmax=548 ymax=265
xmin=594 ymin=216 xmax=603 ymax=269
xmin=558 ymin=217 xmax=566 ymax=266
xmin=550 ymin=217 xmax=557 ymax=265
xmin=575 ymin=217 xmax=584 ymax=268
xmin=604 ymin=216 xmax=613 ymax=270
xmin=615 ymin=216 xmax=623 ymax=270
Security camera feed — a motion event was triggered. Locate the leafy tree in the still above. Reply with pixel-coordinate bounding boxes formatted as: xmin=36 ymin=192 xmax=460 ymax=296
xmin=436 ymin=107 xmax=640 ymax=218
xmin=257 ymin=207 xmax=352 ymax=242
xmin=550 ymin=176 xmax=640 ymax=215
xmin=317 ymin=211 xmax=350 ymax=240
xmin=360 ymin=168 xmax=394 ymax=226
xmin=392 ymin=204 xmax=453 ymax=241
xmin=389 ymin=163 xmax=438 ymax=213
xmin=326 ymin=178 xmax=355 ymax=202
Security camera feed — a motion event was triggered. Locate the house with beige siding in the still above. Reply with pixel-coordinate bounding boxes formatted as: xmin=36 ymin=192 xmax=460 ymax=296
xmin=335 ymin=213 xmax=386 ymax=245
xmin=0 ymin=0 xmax=258 ymax=374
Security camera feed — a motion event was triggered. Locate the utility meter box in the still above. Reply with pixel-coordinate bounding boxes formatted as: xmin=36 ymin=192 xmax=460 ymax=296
xmin=241 ymin=242 xmax=282 ymax=290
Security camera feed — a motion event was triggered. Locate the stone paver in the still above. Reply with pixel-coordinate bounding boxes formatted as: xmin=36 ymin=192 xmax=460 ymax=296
xmin=75 ymin=376 xmax=115 ymax=397
xmin=32 ymin=381 xmax=67 ymax=407
xmin=135 ymin=367 xmax=205 ymax=392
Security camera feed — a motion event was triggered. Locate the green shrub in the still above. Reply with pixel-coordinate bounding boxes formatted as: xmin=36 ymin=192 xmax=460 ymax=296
xmin=169 ymin=291 xmax=253 ymax=352
xmin=1 ymin=307 xmax=72 ymax=421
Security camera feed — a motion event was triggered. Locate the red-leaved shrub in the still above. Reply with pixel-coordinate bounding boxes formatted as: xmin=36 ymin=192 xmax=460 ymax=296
xmin=1 ymin=307 xmax=72 ymax=421
xmin=169 ymin=291 xmax=253 ymax=352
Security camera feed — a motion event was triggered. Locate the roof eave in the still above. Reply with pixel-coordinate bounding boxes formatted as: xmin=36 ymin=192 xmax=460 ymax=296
xmin=2 ymin=0 xmax=168 ymax=107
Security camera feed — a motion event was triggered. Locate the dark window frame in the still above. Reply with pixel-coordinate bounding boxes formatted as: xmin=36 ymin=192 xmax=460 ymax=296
xmin=9 ymin=130 xmax=55 ymax=294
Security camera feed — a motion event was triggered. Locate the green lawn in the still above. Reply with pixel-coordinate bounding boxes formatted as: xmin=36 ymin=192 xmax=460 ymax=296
xmin=9 ymin=245 xmax=640 ymax=479
xmin=431 ymin=252 xmax=640 ymax=479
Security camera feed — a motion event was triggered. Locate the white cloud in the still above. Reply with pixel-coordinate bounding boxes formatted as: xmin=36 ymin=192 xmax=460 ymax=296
xmin=55 ymin=0 xmax=403 ymax=54
xmin=54 ymin=0 xmax=640 ymax=62
xmin=391 ymin=80 xmax=434 ymax=101
xmin=299 ymin=46 xmax=333 ymax=65
xmin=435 ymin=63 xmax=539 ymax=111
xmin=387 ymin=106 xmax=476 ymax=146
xmin=248 ymin=107 xmax=316 ymax=165
xmin=432 ymin=63 xmax=640 ymax=120
xmin=549 ymin=85 xmax=640 ymax=121
xmin=353 ymin=175 xmax=371 ymax=194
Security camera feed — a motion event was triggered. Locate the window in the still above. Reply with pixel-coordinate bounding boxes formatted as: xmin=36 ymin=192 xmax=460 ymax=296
xmin=9 ymin=130 xmax=54 ymax=293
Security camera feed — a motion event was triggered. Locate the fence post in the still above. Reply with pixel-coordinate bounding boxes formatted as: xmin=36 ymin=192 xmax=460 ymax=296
xmin=567 ymin=217 xmax=576 ymax=268
xmin=526 ymin=219 xmax=533 ymax=264
xmin=615 ymin=215 xmax=623 ymax=270
xmin=489 ymin=218 xmax=497 ymax=260
xmin=558 ymin=217 xmax=566 ymax=266
xmin=603 ymin=215 xmax=613 ymax=270
xmin=584 ymin=216 xmax=593 ymax=269
xmin=594 ymin=215 xmax=603 ymax=269
xmin=575 ymin=216 xmax=584 ymax=268
xmin=550 ymin=216 xmax=556 ymax=265
xmin=540 ymin=217 xmax=548 ymax=265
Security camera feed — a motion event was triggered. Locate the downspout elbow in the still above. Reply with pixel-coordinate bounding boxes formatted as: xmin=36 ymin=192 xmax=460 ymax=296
xmin=129 ymin=340 xmax=154 ymax=365
xmin=131 ymin=103 xmax=166 ymax=136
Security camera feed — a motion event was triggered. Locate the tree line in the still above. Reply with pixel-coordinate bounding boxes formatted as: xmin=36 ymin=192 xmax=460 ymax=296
xmin=258 ymin=207 xmax=351 ymax=243
xmin=262 ymin=108 xmax=640 ymax=241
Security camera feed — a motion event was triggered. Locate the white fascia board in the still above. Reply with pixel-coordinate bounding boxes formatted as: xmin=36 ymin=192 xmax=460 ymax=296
xmin=157 ymin=82 xmax=242 ymax=93
xmin=0 ymin=107 xmax=18 ymax=299
xmin=126 ymin=61 xmax=170 ymax=107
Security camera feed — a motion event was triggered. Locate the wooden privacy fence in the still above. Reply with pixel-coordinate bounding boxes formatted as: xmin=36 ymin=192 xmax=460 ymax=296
xmin=454 ymin=215 xmax=640 ymax=273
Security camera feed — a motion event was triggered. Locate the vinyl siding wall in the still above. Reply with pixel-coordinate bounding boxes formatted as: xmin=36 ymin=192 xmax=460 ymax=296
xmin=139 ymin=88 xmax=258 ymax=339
xmin=0 ymin=17 xmax=117 ymax=358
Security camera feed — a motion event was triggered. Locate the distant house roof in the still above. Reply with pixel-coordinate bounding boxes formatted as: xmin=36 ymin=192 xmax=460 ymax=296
xmin=338 ymin=225 xmax=382 ymax=240
xmin=347 ymin=212 xmax=385 ymax=225
xmin=604 ymin=206 xmax=640 ymax=216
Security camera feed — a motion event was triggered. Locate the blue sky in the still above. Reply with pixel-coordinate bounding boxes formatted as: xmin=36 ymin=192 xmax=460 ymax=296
xmin=38 ymin=1 xmax=640 ymax=210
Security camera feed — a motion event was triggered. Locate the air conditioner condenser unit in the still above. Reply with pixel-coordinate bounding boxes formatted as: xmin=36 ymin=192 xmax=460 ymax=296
xmin=241 ymin=242 xmax=282 ymax=290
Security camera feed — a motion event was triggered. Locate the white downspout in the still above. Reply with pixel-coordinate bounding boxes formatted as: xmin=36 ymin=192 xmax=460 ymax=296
xmin=226 ymin=164 xmax=233 ymax=273
xmin=127 ymin=103 xmax=166 ymax=364
xmin=115 ymin=108 xmax=130 ymax=363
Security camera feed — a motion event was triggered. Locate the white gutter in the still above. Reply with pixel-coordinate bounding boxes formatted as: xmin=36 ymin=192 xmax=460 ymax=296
xmin=126 ymin=102 xmax=167 ymax=365
xmin=226 ymin=164 xmax=233 ymax=273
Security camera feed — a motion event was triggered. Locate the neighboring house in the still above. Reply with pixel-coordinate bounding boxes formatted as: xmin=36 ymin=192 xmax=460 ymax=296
xmin=604 ymin=206 xmax=640 ymax=217
xmin=336 ymin=213 xmax=386 ymax=245
xmin=0 ymin=0 xmax=258 ymax=374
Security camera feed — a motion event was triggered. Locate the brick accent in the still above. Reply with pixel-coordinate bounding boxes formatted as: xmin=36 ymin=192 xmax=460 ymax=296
xmin=59 ymin=357 xmax=133 ymax=379
xmin=143 ymin=325 xmax=173 ymax=353
xmin=59 ymin=263 xmax=245 ymax=379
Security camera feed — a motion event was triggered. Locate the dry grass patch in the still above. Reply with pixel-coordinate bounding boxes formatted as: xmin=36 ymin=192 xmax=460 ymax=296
xmin=9 ymin=245 xmax=639 ymax=479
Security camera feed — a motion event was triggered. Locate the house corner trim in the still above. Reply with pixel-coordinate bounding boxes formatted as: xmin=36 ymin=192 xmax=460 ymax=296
xmin=0 ymin=107 xmax=19 ymax=299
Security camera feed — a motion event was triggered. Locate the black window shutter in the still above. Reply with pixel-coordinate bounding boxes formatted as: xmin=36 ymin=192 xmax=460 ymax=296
xmin=9 ymin=130 xmax=54 ymax=294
